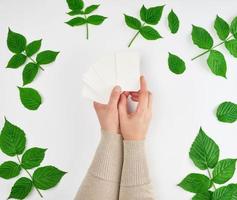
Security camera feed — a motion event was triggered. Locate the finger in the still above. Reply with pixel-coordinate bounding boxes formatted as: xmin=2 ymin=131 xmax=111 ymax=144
xmin=148 ymin=92 xmax=153 ymax=110
xmin=131 ymin=96 xmax=139 ymax=102
xmin=118 ymin=94 xmax=128 ymax=119
xmin=108 ymin=86 xmax=121 ymax=107
xmin=140 ymin=76 xmax=148 ymax=92
xmin=130 ymin=92 xmax=139 ymax=97
xmin=123 ymin=91 xmax=130 ymax=97
xmin=137 ymin=76 xmax=149 ymax=112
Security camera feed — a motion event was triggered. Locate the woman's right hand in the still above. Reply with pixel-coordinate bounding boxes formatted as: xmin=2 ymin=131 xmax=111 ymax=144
xmin=118 ymin=76 xmax=152 ymax=141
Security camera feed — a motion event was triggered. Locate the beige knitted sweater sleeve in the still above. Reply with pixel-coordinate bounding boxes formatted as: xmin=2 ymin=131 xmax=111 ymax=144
xmin=75 ymin=131 xmax=155 ymax=200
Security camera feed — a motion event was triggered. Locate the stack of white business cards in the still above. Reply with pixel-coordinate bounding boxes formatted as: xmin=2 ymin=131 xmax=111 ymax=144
xmin=82 ymin=51 xmax=140 ymax=104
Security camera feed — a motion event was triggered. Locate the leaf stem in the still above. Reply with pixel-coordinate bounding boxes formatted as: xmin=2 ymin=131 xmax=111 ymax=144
xmin=16 ymin=155 xmax=44 ymax=198
xmin=207 ymin=168 xmax=217 ymax=191
xmin=23 ymin=52 xmax=44 ymax=71
xmin=128 ymin=23 xmax=146 ymax=48
xmin=191 ymin=35 xmax=234 ymax=61
xmin=84 ymin=14 xmax=89 ymax=40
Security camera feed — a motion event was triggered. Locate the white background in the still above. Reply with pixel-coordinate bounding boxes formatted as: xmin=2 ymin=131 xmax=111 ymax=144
xmin=1 ymin=0 xmax=237 ymax=199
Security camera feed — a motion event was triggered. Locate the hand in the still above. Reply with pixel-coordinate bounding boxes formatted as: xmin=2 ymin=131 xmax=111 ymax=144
xmin=94 ymin=86 xmax=121 ymax=134
xmin=118 ymin=76 xmax=152 ymax=140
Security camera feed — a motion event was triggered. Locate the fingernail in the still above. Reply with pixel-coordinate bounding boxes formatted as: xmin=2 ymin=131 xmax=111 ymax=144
xmin=114 ymin=86 xmax=121 ymax=92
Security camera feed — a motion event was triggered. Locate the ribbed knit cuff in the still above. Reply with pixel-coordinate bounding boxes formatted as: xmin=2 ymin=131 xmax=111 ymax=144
xmin=121 ymin=140 xmax=150 ymax=186
xmin=88 ymin=130 xmax=123 ymax=182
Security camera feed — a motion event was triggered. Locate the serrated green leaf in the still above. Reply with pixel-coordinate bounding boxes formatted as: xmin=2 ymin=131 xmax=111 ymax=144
xmin=168 ymin=53 xmax=186 ymax=74
xmin=87 ymin=15 xmax=107 ymax=25
xmin=7 ymin=28 xmax=27 ymax=54
xmin=178 ymin=173 xmax=211 ymax=193
xmin=33 ymin=166 xmax=66 ymax=190
xmin=18 ymin=87 xmax=42 ymax=110
xmin=8 ymin=177 xmax=33 ymax=199
xmin=225 ymin=39 xmax=237 ymax=57
xmin=25 ymin=39 xmax=42 ymax=57
xmin=124 ymin=14 xmax=141 ymax=30
xmin=65 ymin=17 xmax=86 ymax=26
xmin=66 ymin=0 xmax=84 ymax=11
xmin=189 ymin=127 xmax=220 ymax=170
xmin=213 ymin=185 xmax=237 ymax=200
xmin=84 ymin=5 xmax=99 ymax=14
xmin=7 ymin=54 xmax=27 ymax=69
xmin=67 ymin=9 xmax=84 ymax=16
xmin=36 ymin=50 xmax=59 ymax=65
xmin=192 ymin=191 xmax=213 ymax=200
xmin=22 ymin=62 xmax=39 ymax=86
xmin=0 ymin=161 xmax=21 ymax=179
xmin=140 ymin=26 xmax=162 ymax=40
xmin=230 ymin=17 xmax=237 ymax=38
xmin=216 ymin=101 xmax=237 ymax=123
xmin=207 ymin=50 xmax=227 ymax=78
xmin=21 ymin=147 xmax=46 ymax=169
xmin=214 ymin=15 xmax=230 ymax=40
xmin=0 ymin=118 xmax=26 ymax=156
xmin=168 ymin=9 xmax=180 ymax=34
xmin=140 ymin=5 xmax=164 ymax=25
xmin=191 ymin=25 xmax=214 ymax=49
xmin=212 ymin=159 xmax=237 ymax=184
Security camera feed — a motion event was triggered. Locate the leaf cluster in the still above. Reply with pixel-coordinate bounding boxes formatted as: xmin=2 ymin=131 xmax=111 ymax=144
xmin=0 ymin=118 xmax=66 ymax=199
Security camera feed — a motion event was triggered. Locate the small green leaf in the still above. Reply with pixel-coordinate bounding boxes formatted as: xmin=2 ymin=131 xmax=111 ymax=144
xmin=67 ymin=9 xmax=84 ymax=15
xmin=168 ymin=9 xmax=180 ymax=34
xmin=207 ymin=50 xmax=227 ymax=78
xmin=66 ymin=0 xmax=84 ymax=11
xmin=0 ymin=161 xmax=21 ymax=179
xmin=21 ymin=147 xmax=47 ymax=169
xmin=214 ymin=15 xmax=230 ymax=40
xmin=140 ymin=26 xmax=162 ymax=40
xmin=7 ymin=54 xmax=26 ymax=69
xmin=84 ymin=5 xmax=99 ymax=14
xmin=191 ymin=25 xmax=214 ymax=49
xmin=8 ymin=177 xmax=33 ymax=199
xmin=124 ymin=14 xmax=141 ymax=30
xmin=7 ymin=28 xmax=27 ymax=53
xmin=65 ymin=17 xmax=86 ymax=26
xmin=225 ymin=39 xmax=237 ymax=57
xmin=168 ymin=53 xmax=186 ymax=74
xmin=212 ymin=185 xmax=237 ymax=200
xmin=189 ymin=127 xmax=220 ymax=170
xmin=0 ymin=118 xmax=26 ymax=156
xmin=192 ymin=191 xmax=213 ymax=200
xmin=36 ymin=50 xmax=59 ymax=65
xmin=178 ymin=173 xmax=211 ymax=193
xmin=140 ymin=5 xmax=164 ymax=25
xmin=216 ymin=101 xmax=237 ymax=123
xmin=212 ymin=159 xmax=237 ymax=184
xmin=22 ymin=62 xmax=39 ymax=86
xmin=230 ymin=17 xmax=237 ymax=38
xmin=87 ymin=15 xmax=107 ymax=25
xmin=33 ymin=166 xmax=66 ymax=190
xmin=18 ymin=87 xmax=42 ymax=110
xmin=25 ymin=39 xmax=42 ymax=57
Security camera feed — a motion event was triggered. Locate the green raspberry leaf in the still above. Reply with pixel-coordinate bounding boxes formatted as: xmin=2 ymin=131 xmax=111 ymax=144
xmin=225 ymin=39 xmax=237 ymax=58
xmin=212 ymin=159 xmax=237 ymax=184
xmin=216 ymin=101 xmax=237 ymax=123
xmin=192 ymin=191 xmax=213 ymax=200
xmin=65 ymin=17 xmax=86 ymax=26
xmin=168 ymin=53 xmax=186 ymax=74
xmin=67 ymin=9 xmax=84 ymax=16
xmin=140 ymin=26 xmax=162 ymax=40
xmin=191 ymin=25 xmax=214 ymax=49
xmin=230 ymin=16 xmax=237 ymax=38
xmin=21 ymin=147 xmax=47 ymax=169
xmin=168 ymin=9 xmax=180 ymax=34
xmin=124 ymin=14 xmax=141 ymax=30
xmin=8 ymin=177 xmax=33 ymax=199
xmin=212 ymin=184 xmax=237 ymax=200
xmin=214 ymin=15 xmax=230 ymax=41
xmin=178 ymin=173 xmax=211 ymax=193
xmin=7 ymin=28 xmax=27 ymax=54
xmin=66 ymin=0 xmax=84 ymax=11
xmin=25 ymin=39 xmax=42 ymax=57
xmin=140 ymin=5 xmax=164 ymax=25
xmin=0 ymin=161 xmax=21 ymax=179
xmin=7 ymin=54 xmax=26 ymax=69
xmin=0 ymin=118 xmax=26 ymax=156
xmin=189 ymin=127 xmax=220 ymax=170
xmin=87 ymin=15 xmax=107 ymax=25
xmin=36 ymin=50 xmax=59 ymax=65
xmin=84 ymin=5 xmax=100 ymax=14
xmin=18 ymin=87 xmax=42 ymax=110
xmin=207 ymin=50 xmax=227 ymax=78
xmin=33 ymin=166 xmax=66 ymax=190
xmin=22 ymin=62 xmax=39 ymax=86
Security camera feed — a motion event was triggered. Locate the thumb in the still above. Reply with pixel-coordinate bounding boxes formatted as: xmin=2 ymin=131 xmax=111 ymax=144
xmin=108 ymin=86 xmax=121 ymax=106
xmin=118 ymin=93 xmax=128 ymax=120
